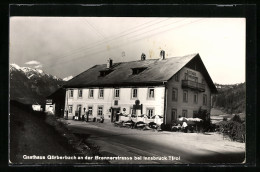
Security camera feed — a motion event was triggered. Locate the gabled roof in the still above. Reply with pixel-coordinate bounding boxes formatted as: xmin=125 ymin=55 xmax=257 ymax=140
xmin=46 ymin=88 xmax=66 ymax=100
xmin=64 ymin=53 xmax=217 ymax=93
xmin=32 ymin=102 xmax=40 ymax=105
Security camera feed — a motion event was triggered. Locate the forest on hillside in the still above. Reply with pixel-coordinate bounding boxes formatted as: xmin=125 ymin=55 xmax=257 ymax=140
xmin=212 ymin=83 xmax=245 ymax=114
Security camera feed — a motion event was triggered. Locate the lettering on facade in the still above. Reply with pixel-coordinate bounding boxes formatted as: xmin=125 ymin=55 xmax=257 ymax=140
xmin=186 ymin=69 xmax=198 ymax=82
xmin=187 ymin=70 xmax=196 ymax=76
xmin=46 ymin=99 xmax=52 ymax=105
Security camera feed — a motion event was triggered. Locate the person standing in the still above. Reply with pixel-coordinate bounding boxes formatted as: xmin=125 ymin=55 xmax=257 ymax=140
xmin=182 ymin=121 xmax=188 ymax=133
xmin=85 ymin=111 xmax=89 ymax=122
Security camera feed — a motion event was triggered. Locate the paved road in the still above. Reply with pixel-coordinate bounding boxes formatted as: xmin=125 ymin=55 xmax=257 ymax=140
xmin=66 ymin=121 xmax=245 ymax=164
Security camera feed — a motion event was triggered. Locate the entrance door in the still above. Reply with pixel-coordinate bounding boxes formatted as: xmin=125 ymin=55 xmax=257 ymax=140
xmin=171 ymin=108 xmax=177 ymax=122
xmin=111 ymin=108 xmax=120 ymax=122
xmin=77 ymin=105 xmax=82 ymax=116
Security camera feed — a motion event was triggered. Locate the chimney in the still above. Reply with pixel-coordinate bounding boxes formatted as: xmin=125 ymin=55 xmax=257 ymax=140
xmin=160 ymin=50 xmax=165 ymax=60
xmin=141 ymin=53 xmax=146 ymax=61
xmin=107 ymin=58 xmax=113 ymax=68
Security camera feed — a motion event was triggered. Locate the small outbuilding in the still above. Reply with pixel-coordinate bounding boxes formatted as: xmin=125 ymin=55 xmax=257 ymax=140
xmin=46 ymin=88 xmax=66 ymax=117
xmin=32 ymin=102 xmax=42 ymax=111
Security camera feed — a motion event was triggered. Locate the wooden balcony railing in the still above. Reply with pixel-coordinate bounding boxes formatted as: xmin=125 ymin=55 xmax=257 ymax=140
xmin=182 ymin=80 xmax=205 ymax=92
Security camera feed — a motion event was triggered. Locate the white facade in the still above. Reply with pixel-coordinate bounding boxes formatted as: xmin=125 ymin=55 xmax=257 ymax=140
xmin=62 ymin=54 xmax=216 ymax=124
xmin=64 ymin=67 xmax=213 ymax=124
xmin=32 ymin=104 xmax=42 ymax=111
xmin=45 ymin=104 xmax=55 ymax=114
xmin=64 ymin=86 xmax=165 ymax=120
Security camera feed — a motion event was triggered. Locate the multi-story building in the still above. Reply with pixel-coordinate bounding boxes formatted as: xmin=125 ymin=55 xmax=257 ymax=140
xmin=63 ymin=52 xmax=217 ymax=124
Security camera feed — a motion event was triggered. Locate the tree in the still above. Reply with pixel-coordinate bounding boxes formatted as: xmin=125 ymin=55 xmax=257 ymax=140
xmin=193 ymin=107 xmax=211 ymax=132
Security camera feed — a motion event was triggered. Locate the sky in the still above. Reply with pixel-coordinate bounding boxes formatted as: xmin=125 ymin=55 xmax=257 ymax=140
xmin=9 ymin=17 xmax=245 ymax=84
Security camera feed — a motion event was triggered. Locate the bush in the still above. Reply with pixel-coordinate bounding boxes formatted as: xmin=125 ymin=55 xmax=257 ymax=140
xmin=231 ymin=114 xmax=242 ymax=123
xmin=216 ymin=120 xmax=245 ymax=142
xmin=193 ymin=107 xmax=211 ymax=132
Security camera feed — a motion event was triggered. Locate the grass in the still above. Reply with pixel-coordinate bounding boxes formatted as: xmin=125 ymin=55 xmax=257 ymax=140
xmin=45 ymin=114 xmax=108 ymax=164
xmin=9 ymin=101 xmax=108 ymax=165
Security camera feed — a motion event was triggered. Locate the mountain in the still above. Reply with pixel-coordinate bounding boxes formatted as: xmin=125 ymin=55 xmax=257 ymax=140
xmin=10 ymin=64 xmax=65 ymax=105
xmin=214 ymin=83 xmax=242 ymax=91
xmin=212 ymin=82 xmax=245 ymax=114
xmin=63 ymin=75 xmax=73 ymax=81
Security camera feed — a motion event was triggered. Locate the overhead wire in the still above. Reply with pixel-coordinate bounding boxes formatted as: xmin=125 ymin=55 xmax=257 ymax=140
xmin=47 ymin=18 xmax=204 ymax=69
xmin=43 ymin=18 xmax=172 ymax=67
xmin=46 ymin=18 xmax=206 ymax=69
xmin=82 ymin=18 xmax=105 ymax=40
xmin=40 ymin=18 xmax=164 ymax=62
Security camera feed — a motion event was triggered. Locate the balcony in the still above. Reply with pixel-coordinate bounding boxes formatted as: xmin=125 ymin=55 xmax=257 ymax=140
xmin=182 ymin=80 xmax=205 ymax=92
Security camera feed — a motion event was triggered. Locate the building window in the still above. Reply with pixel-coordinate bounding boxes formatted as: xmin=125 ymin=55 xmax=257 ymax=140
xmin=172 ymin=88 xmax=178 ymax=101
xmin=78 ymin=89 xmax=83 ymax=98
xmin=69 ymin=89 xmax=73 ymax=98
xmin=171 ymin=109 xmax=177 ymax=122
xmin=148 ymin=88 xmax=155 ymax=99
xmin=175 ymin=72 xmax=179 ymax=82
xmin=182 ymin=110 xmax=187 ymax=117
xmin=132 ymin=67 xmax=147 ymax=75
xmin=194 ymin=93 xmax=198 ymax=104
xmin=131 ymin=88 xmax=138 ymax=98
xmin=88 ymin=106 xmax=93 ymax=116
xmin=68 ymin=105 xmax=73 ymax=113
xmin=89 ymin=89 xmax=94 ymax=98
xmin=99 ymin=69 xmax=113 ymax=77
xmin=203 ymin=94 xmax=207 ymax=105
xmin=147 ymin=108 xmax=154 ymax=118
xmin=114 ymin=100 xmax=118 ymax=106
xmin=114 ymin=88 xmax=120 ymax=98
xmin=183 ymin=90 xmax=188 ymax=102
xmin=97 ymin=106 xmax=103 ymax=116
xmin=99 ymin=88 xmax=104 ymax=98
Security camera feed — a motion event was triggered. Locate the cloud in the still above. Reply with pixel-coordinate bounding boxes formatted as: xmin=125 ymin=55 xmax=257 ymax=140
xmin=25 ymin=60 xmax=43 ymax=68
xmin=25 ymin=60 xmax=41 ymax=65
xmin=34 ymin=64 xmax=43 ymax=69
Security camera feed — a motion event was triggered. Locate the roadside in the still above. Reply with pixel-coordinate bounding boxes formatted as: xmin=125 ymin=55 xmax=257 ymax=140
xmin=62 ymin=119 xmax=245 ymax=164
xmin=9 ymin=101 xmax=107 ymax=165
xmin=9 ymin=101 xmax=245 ymax=165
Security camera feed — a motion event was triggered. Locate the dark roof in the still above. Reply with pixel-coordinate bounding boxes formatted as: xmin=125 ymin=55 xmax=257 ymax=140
xmin=46 ymin=88 xmax=66 ymax=100
xmin=64 ymin=53 xmax=217 ymax=93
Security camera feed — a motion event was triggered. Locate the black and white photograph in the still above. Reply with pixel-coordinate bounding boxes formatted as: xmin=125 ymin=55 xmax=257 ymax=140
xmin=9 ymin=13 xmax=247 ymax=165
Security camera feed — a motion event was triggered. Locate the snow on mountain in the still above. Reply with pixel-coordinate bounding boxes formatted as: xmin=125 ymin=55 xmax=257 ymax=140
xmin=63 ymin=75 xmax=73 ymax=81
xmin=37 ymin=69 xmax=43 ymax=74
xmin=10 ymin=63 xmax=62 ymax=81
xmin=28 ymin=74 xmax=35 ymax=79
xmin=10 ymin=63 xmax=65 ymax=104
xmin=20 ymin=67 xmax=45 ymax=76
xmin=53 ymin=75 xmax=58 ymax=80
xmin=10 ymin=63 xmax=21 ymax=70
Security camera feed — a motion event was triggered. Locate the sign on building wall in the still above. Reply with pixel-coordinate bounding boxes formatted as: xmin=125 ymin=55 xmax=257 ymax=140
xmin=187 ymin=69 xmax=196 ymax=76
xmin=46 ymin=99 xmax=52 ymax=105
xmin=186 ymin=69 xmax=198 ymax=82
